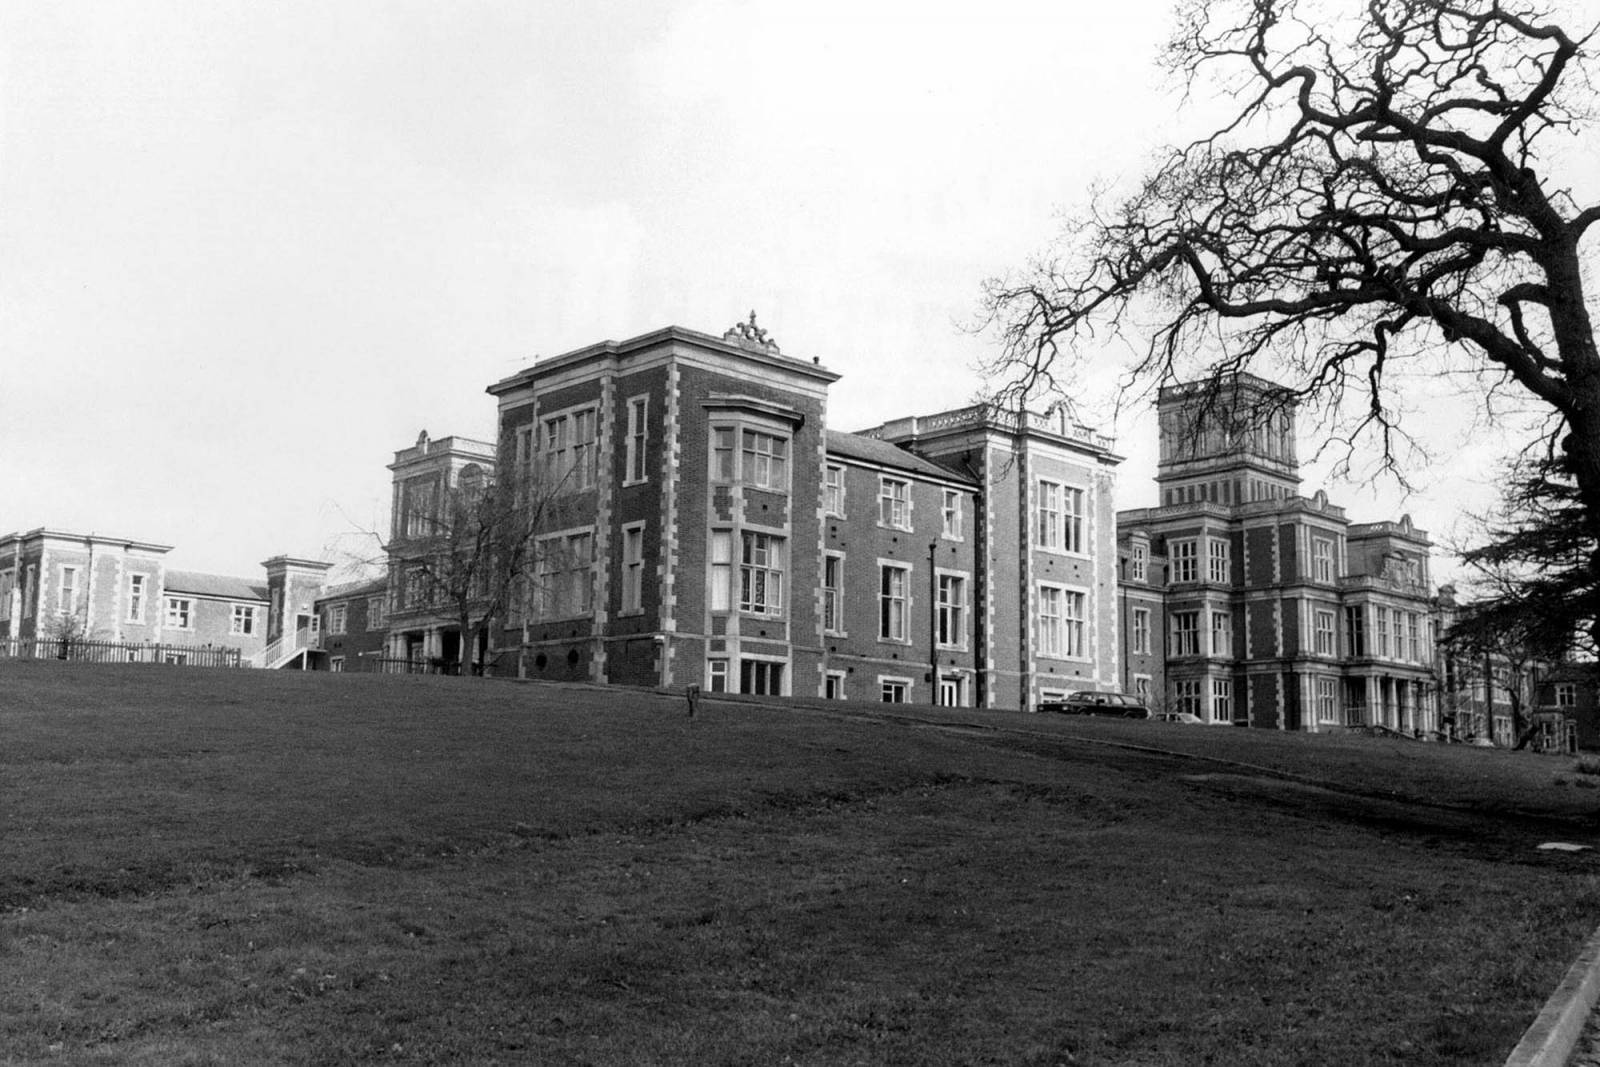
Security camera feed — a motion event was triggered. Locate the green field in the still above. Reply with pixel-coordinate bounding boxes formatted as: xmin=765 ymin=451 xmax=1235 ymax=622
xmin=5 ymin=662 xmax=1600 ymax=1065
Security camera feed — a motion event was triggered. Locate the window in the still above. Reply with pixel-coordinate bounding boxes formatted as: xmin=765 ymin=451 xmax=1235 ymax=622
xmin=1211 ymin=678 xmax=1233 ymax=724
xmin=535 ymin=531 xmax=595 ymax=619
xmin=624 ymin=396 xmax=649 ymax=484
xmin=544 ymin=408 xmax=597 ymax=490
xmin=1037 ymin=585 xmax=1083 ymax=658
xmin=1170 ymin=539 xmax=1198 ymax=583
xmin=1377 ymin=609 xmax=1390 ymax=657
xmin=739 ymin=532 xmax=784 ymax=615
xmin=823 ymin=553 xmax=844 ymax=634
xmin=824 ymin=465 xmax=845 ymax=516
xmin=825 ymin=671 xmax=846 ymax=700
xmin=368 ymin=596 xmax=386 ymax=629
xmin=1132 ymin=608 xmax=1150 ymax=654
xmin=23 ymin=564 xmax=36 ymax=618
xmin=0 ymin=569 xmax=12 ymax=621
xmin=712 ymin=428 xmax=736 ymax=480
xmin=879 ymin=563 xmax=910 ymax=641
xmin=880 ymin=678 xmax=910 ymax=703
xmin=1345 ymin=606 xmax=1367 ymax=656
xmin=707 ymin=658 xmax=729 ymax=693
xmin=1037 ymin=481 xmax=1060 ymax=550
xmin=1557 ymin=683 xmax=1578 ymax=708
xmin=741 ymin=430 xmax=788 ymax=490
xmin=166 ymin=597 xmax=193 ymax=629
xmin=400 ymin=476 xmax=439 ymax=538
xmin=621 ymin=524 xmax=645 ymax=613
xmin=1063 ymin=486 xmax=1085 ymax=553
xmin=942 ymin=489 xmax=963 ymax=539
xmin=938 ymin=676 xmax=962 ymax=707
xmin=1394 ymin=609 xmax=1408 ymax=660
xmin=1211 ymin=610 xmax=1232 ymax=657
xmin=880 ymin=477 xmax=911 ymax=529
xmin=1313 ymin=537 xmax=1334 ymax=582
xmin=324 ymin=604 xmax=344 ymax=636
xmin=1407 ymin=613 xmax=1420 ymax=663
xmin=1130 ymin=543 xmax=1148 ymax=582
xmin=1207 ymin=538 xmax=1230 ymax=583
xmin=1170 ymin=610 xmax=1200 ymax=656
xmin=741 ymin=659 xmax=784 ymax=695
xmin=330 ymin=657 xmax=345 ymax=673
xmin=228 ymin=604 xmax=256 ymax=636
xmin=127 ymin=574 xmax=146 ymax=623
xmin=1038 ymin=585 xmax=1062 ymax=656
xmin=1316 ymin=678 xmax=1339 ymax=721
xmin=1314 ymin=610 xmax=1336 ymax=655
xmin=59 ymin=566 xmax=79 ymax=616
xmin=937 ymin=574 xmax=966 ymax=648
xmin=710 ymin=531 xmax=732 ymax=612
xmin=1173 ymin=679 xmax=1202 ymax=718
xmin=1133 ymin=676 xmax=1151 ymax=702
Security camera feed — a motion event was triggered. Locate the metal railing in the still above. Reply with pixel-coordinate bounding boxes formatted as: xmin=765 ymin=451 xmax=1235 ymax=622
xmin=0 ymin=637 xmax=242 ymax=668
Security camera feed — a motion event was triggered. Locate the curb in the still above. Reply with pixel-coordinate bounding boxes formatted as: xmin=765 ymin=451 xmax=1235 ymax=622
xmin=1506 ymin=922 xmax=1600 ymax=1067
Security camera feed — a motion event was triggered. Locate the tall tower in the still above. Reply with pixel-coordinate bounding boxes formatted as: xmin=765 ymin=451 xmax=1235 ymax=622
xmin=1155 ymin=375 xmax=1299 ymax=508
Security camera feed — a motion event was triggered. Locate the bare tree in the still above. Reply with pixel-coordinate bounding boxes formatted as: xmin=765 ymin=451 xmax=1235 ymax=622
xmin=984 ymin=0 xmax=1599 ymax=635
xmin=388 ymin=468 xmax=571 ymax=677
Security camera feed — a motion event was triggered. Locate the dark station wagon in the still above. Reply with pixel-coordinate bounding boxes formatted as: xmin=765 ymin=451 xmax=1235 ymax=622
xmin=1038 ymin=691 xmax=1151 ymax=719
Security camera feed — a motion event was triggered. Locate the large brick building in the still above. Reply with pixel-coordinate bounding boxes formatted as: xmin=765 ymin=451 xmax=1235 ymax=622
xmin=1117 ymin=377 xmax=1439 ymax=731
xmin=457 ymin=317 xmax=1123 ymax=709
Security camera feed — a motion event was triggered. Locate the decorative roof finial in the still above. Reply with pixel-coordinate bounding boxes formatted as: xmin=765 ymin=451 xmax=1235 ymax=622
xmin=723 ymin=310 xmax=780 ymax=353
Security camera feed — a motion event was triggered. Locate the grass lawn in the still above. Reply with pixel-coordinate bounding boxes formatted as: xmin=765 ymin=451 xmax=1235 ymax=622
xmin=5 ymin=663 xmax=1600 ymax=1065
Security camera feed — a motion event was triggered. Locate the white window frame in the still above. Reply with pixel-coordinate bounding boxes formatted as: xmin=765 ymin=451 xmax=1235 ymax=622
xmin=709 ymin=530 xmax=733 ymax=613
xmin=707 ymin=657 xmax=730 ymax=693
xmin=1038 ymin=583 xmax=1085 ymax=659
xmin=741 ymin=429 xmax=789 ymax=492
xmin=879 ymin=477 xmax=911 ymax=530
xmin=620 ymin=522 xmax=646 ymax=614
xmin=1130 ymin=543 xmax=1148 ymax=582
xmin=879 ymin=676 xmax=912 ymax=704
xmin=234 ymin=604 xmax=260 ymax=636
xmin=739 ymin=655 xmax=787 ymax=696
xmin=1557 ymin=683 xmax=1578 ymax=708
xmin=534 ymin=526 xmax=596 ymax=620
xmin=941 ymin=489 xmax=963 ymax=540
xmin=1211 ymin=678 xmax=1233 ymax=724
xmin=936 ymin=570 xmax=968 ymax=650
xmin=1207 ymin=538 xmax=1230 ymax=584
xmin=23 ymin=564 xmax=36 ymax=619
xmin=543 ymin=405 xmax=598 ymax=492
xmin=1173 ymin=678 xmax=1202 ymax=718
xmin=1313 ymin=536 xmax=1334 ymax=582
xmin=1316 ymin=677 xmax=1339 ymax=722
xmin=823 ymin=552 xmax=845 ymax=635
xmin=368 ymin=596 xmax=386 ymax=630
xmin=824 ymin=464 xmax=845 ymax=517
xmin=1133 ymin=674 xmax=1152 ymax=702
xmin=1210 ymin=609 xmax=1232 ymax=657
xmin=739 ymin=531 xmax=784 ymax=616
xmin=59 ymin=565 xmax=79 ymax=617
xmin=1170 ymin=610 xmax=1200 ymax=657
xmin=1170 ymin=539 xmax=1198 ymax=583
xmin=1314 ymin=610 xmax=1336 ymax=656
xmin=879 ymin=561 xmax=911 ymax=642
xmin=0 ymin=568 xmax=12 ymax=622
xmin=127 ymin=574 xmax=146 ymax=623
xmin=324 ymin=603 xmax=345 ymax=636
xmin=1132 ymin=607 xmax=1151 ymax=654
xmin=166 ymin=597 xmax=193 ymax=630
xmin=825 ymin=670 xmax=847 ymax=700
xmin=624 ymin=395 xmax=649 ymax=485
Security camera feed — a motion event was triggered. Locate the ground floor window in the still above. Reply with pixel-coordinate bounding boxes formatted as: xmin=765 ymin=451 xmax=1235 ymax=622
xmin=330 ymin=657 xmax=345 ymax=673
xmin=1315 ymin=677 xmax=1338 ymax=722
xmin=741 ymin=658 xmax=783 ymax=696
xmin=825 ymin=671 xmax=846 ymax=700
xmin=881 ymin=677 xmax=910 ymax=703
xmin=707 ymin=658 xmax=729 ymax=693
xmin=1172 ymin=678 xmax=1202 ymax=718
xmin=1211 ymin=678 xmax=1233 ymax=724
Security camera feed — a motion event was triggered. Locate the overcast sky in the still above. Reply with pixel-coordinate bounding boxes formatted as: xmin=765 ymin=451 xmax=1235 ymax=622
xmin=2 ymin=1 xmax=1594 ymax=582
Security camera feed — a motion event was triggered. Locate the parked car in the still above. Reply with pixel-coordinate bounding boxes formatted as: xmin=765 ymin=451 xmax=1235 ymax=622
xmin=1154 ymin=711 xmax=1205 ymax=725
xmin=1039 ymin=691 xmax=1151 ymax=719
